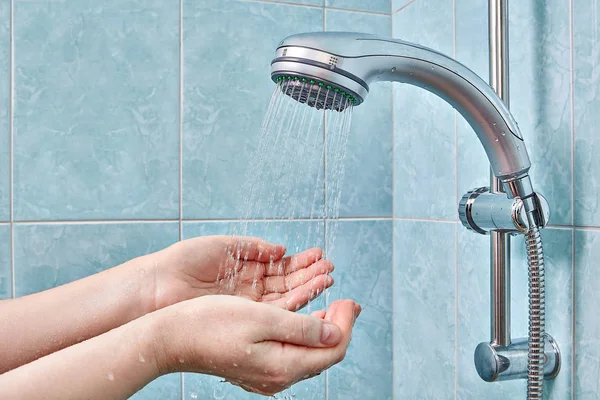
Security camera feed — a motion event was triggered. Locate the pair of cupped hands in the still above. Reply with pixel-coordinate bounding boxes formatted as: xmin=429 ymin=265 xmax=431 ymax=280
xmin=145 ymin=235 xmax=360 ymax=396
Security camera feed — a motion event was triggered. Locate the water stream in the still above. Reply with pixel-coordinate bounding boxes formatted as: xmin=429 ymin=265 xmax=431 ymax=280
xmin=206 ymin=81 xmax=354 ymax=399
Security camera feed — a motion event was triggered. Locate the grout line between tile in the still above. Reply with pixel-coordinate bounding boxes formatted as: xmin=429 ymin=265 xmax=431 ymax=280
xmin=323 ymin=8 xmax=329 ymax=400
xmin=242 ymin=0 xmax=390 ymax=15
xmin=571 ymin=226 xmax=576 ymax=400
xmin=179 ymin=0 xmax=184 ymax=246
xmin=9 ymin=0 xmax=14 ymax=299
xmin=569 ymin=0 xmax=576 ymax=396
xmin=452 ymin=0 xmax=458 ymax=397
xmin=10 ymin=216 xmax=398 ymax=225
xmin=13 ymin=219 xmax=182 ymax=225
xmin=179 ymin=1 xmax=185 ymax=396
xmin=390 ymin=7 xmax=395 ymax=399
xmin=20 ymin=216 xmax=588 ymax=226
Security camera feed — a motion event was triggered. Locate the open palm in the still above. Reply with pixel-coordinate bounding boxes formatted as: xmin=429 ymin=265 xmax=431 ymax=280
xmin=151 ymin=236 xmax=334 ymax=312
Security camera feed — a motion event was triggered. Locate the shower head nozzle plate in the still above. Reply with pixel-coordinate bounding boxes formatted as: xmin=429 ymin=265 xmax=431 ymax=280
xmin=272 ymin=74 xmax=361 ymax=112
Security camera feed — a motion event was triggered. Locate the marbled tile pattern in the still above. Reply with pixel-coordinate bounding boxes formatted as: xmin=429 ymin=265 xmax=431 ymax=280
xmin=0 ymin=225 xmax=10 ymax=299
xmin=13 ymin=222 xmax=179 ymax=296
xmin=325 ymin=9 xmax=392 ymax=218
xmin=392 ymin=0 xmax=410 ymax=13
xmin=575 ymin=229 xmax=600 ymax=399
xmin=326 ymin=220 xmax=393 ymax=400
xmin=13 ymin=0 xmax=180 ymax=220
xmin=574 ymin=0 xmax=600 ymax=226
xmin=392 ymin=0 xmax=457 ymax=220
xmin=182 ymin=0 xmax=324 ymax=219
xmin=0 ymin=0 xmax=9 ymax=222
xmin=394 ymin=220 xmax=456 ymax=399
xmin=509 ymin=0 xmax=572 ymax=226
xmin=455 ymin=0 xmax=491 ymax=199
xmin=273 ymin=0 xmax=323 ymax=6
xmin=132 ymin=374 xmax=181 ymax=400
xmin=326 ymin=0 xmax=390 ymax=14
xmin=182 ymin=220 xmax=326 ymax=399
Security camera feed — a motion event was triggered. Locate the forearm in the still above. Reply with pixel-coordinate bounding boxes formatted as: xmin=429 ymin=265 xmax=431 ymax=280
xmin=0 ymin=313 xmax=161 ymax=400
xmin=0 ymin=253 xmax=158 ymax=373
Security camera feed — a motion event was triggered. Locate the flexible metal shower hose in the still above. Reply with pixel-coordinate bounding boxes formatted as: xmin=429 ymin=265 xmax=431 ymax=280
xmin=526 ymin=224 xmax=545 ymax=399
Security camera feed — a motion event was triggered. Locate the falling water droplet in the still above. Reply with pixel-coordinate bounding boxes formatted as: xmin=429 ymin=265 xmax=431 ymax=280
xmin=493 ymin=122 xmax=497 ymax=126
xmin=501 ymin=130 xmax=506 ymax=136
xmin=391 ymin=67 xmax=396 ymax=72
xmin=495 ymin=137 xmax=499 ymax=142
xmin=517 ymin=146 xmax=521 ymax=151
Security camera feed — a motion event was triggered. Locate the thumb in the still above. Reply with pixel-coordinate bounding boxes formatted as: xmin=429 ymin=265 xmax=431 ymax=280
xmin=263 ymin=309 xmax=343 ymax=348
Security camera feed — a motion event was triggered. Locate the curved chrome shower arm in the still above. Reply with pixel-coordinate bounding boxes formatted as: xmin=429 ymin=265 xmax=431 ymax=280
xmin=276 ymin=32 xmax=531 ymax=186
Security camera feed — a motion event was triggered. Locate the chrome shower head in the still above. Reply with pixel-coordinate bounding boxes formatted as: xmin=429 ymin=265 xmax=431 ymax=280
xmin=270 ymin=31 xmax=536 ymax=202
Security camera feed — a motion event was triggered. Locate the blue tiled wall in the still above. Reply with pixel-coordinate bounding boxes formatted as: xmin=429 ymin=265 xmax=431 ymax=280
xmin=2 ymin=0 xmax=598 ymax=398
xmin=1 ymin=0 xmax=393 ymax=399
xmin=392 ymin=0 xmax=597 ymax=399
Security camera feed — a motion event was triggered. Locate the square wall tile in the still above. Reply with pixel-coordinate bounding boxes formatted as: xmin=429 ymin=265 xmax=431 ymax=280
xmin=326 ymin=220 xmax=392 ymax=400
xmin=325 ymin=9 xmax=392 ymax=217
xmin=0 ymin=225 xmax=10 ymax=299
xmin=13 ymin=0 xmax=180 ymax=220
xmin=13 ymin=222 xmax=179 ymax=296
xmin=575 ymin=228 xmax=600 ymax=399
xmin=574 ymin=0 xmax=600 ymax=226
xmin=132 ymin=374 xmax=181 ymax=400
xmin=182 ymin=0 xmax=324 ymax=219
xmin=393 ymin=1 xmax=456 ymax=220
xmin=394 ymin=220 xmax=455 ymax=399
xmin=509 ymin=0 xmax=572 ymax=226
xmin=182 ymin=220 xmax=326 ymax=400
xmin=455 ymin=0 xmax=491 ymax=199
xmin=326 ymin=0 xmax=390 ymax=14
xmin=0 ymin=1 xmax=8 ymax=222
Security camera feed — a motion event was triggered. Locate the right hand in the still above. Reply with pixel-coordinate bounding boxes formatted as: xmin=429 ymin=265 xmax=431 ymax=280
xmin=152 ymin=295 xmax=361 ymax=396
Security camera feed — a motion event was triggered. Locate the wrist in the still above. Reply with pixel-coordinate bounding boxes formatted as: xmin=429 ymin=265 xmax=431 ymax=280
xmin=123 ymin=251 xmax=165 ymax=316
xmin=144 ymin=301 xmax=189 ymax=375
xmin=147 ymin=298 xmax=212 ymax=375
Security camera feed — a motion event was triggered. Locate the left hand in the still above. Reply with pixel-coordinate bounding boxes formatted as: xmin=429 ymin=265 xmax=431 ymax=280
xmin=146 ymin=236 xmax=334 ymax=312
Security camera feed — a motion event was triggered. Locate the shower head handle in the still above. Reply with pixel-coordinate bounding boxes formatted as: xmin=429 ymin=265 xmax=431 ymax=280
xmin=272 ymin=32 xmax=533 ymax=198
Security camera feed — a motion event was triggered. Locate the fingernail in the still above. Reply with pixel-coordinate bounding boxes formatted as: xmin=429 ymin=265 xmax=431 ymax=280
xmin=321 ymin=322 xmax=342 ymax=345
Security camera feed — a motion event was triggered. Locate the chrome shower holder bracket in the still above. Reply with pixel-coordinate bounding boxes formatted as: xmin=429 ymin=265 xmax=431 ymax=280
xmin=459 ymin=187 xmax=561 ymax=383
xmin=474 ymin=334 xmax=561 ymax=382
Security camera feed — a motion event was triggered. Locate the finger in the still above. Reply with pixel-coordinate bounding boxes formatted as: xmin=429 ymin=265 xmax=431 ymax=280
xmin=261 ymin=306 xmax=343 ymax=348
xmin=226 ymin=236 xmax=286 ymax=263
xmin=263 ymin=274 xmax=333 ymax=311
xmin=235 ymin=261 xmax=265 ymax=280
xmin=265 ymin=248 xmax=322 ymax=276
xmin=287 ymin=300 xmax=360 ymax=372
xmin=264 ymin=260 xmax=334 ymax=293
xmin=310 ymin=310 xmax=327 ymax=319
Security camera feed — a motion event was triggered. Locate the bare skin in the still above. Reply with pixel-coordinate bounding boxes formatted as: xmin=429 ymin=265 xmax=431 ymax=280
xmin=0 ymin=296 xmax=361 ymax=399
xmin=0 ymin=236 xmax=334 ymax=374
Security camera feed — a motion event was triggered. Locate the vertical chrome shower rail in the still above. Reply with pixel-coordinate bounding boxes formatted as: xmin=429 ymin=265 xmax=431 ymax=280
xmin=489 ymin=0 xmax=511 ymax=348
